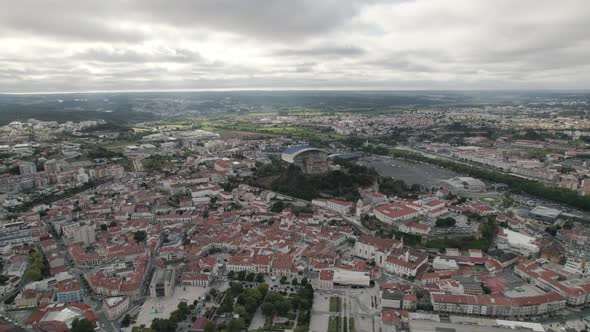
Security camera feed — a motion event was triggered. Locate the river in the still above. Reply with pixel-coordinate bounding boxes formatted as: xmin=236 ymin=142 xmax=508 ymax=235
xmin=362 ymin=155 xmax=463 ymax=188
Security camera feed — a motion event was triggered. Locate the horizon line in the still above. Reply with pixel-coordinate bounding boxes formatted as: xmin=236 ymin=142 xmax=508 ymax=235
xmin=1 ymin=87 xmax=590 ymax=96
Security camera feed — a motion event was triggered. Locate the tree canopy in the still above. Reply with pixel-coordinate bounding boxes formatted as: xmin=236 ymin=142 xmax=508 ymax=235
xmin=70 ymin=319 xmax=95 ymax=332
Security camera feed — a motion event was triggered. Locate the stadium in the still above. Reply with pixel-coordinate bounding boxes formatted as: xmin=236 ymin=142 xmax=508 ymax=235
xmin=281 ymin=145 xmax=329 ymax=174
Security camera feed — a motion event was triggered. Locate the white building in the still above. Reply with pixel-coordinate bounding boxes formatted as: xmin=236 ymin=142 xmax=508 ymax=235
xmin=443 ymin=177 xmax=486 ymax=193
xmin=354 ymin=234 xmax=402 ymax=266
xmin=433 ymin=257 xmax=459 ymax=270
xmin=326 ymin=199 xmax=354 ymax=215
xmin=564 ymin=257 xmax=590 ymax=277
xmin=103 ymin=296 xmax=129 ymax=320
xmin=383 ymin=249 xmax=428 ymax=277
xmin=332 ymin=270 xmax=370 ymax=287
xmin=399 ymin=221 xmax=431 ymax=236
xmin=19 ymin=162 xmax=37 ymax=175
xmin=62 ymin=222 xmax=96 ymax=246
xmin=374 ymin=203 xmax=420 ymax=224
xmin=497 ymin=228 xmax=539 ymax=256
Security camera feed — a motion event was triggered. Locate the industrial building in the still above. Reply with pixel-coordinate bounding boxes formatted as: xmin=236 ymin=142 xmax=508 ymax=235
xmin=529 ymin=206 xmax=561 ymax=222
xmin=442 ymin=176 xmax=486 ymax=193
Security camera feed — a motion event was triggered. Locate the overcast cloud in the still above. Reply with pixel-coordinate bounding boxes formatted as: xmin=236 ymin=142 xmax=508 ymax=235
xmin=1 ymin=0 xmax=589 ymax=93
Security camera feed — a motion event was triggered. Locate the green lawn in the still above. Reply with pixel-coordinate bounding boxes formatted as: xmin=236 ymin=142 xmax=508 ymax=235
xmin=99 ymin=140 xmax=138 ymax=153
xmin=328 ymin=317 xmax=339 ymax=332
xmin=329 ymin=297 xmax=341 ymax=312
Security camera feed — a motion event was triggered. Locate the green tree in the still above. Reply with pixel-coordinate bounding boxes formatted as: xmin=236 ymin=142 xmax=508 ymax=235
xmin=70 ymin=318 xmax=95 ymax=332
xmin=226 ymin=318 xmax=245 ymax=332
xmin=246 ymin=272 xmax=256 ymax=282
xmin=121 ymin=314 xmax=131 ymax=327
xmin=219 ymin=294 xmax=234 ymax=313
xmin=234 ymin=305 xmax=248 ymax=319
xmin=255 ymin=273 xmax=265 ymax=283
xmin=257 ymin=284 xmax=269 ymax=298
xmin=134 ymin=230 xmax=146 ymax=243
xmin=229 ymin=282 xmax=243 ymax=297
xmin=275 ymin=299 xmax=291 ymax=315
xmin=26 ymin=250 xmax=48 ymax=281
xmin=435 ymin=217 xmax=456 ymax=228
xmin=177 ymin=301 xmax=189 ymax=316
xmin=300 ymin=277 xmax=308 ymax=286
xmin=260 ymin=302 xmax=276 ymax=318
xmin=151 ymin=318 xmax=177 ymax=332
xmin=169 ymin=309 xmax=187 ymax=323
xmin=26 ymin=266 xmax=42 ymax=281
xmin=204 ymin=321 xmax=216 ymax=332
xmin=271 ymin=201 xmax=285 ymax=213
xmin=242 ymin=288 xmax=263 ymax=304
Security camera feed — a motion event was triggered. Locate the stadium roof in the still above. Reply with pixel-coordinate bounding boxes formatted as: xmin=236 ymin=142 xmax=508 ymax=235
xmin=529 ymin=206 xmax=561 ymax=219
xmin=282 ymin=145 xmax=318 ymax=155
xmin=328 ymin=153 xmax=361 ymax=160
xmin=281 ymin=145 xmax=327 ymax=163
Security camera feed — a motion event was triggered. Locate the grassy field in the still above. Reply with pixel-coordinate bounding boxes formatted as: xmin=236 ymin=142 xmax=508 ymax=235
xmin=142 ymin=117 xmax=348 ymax=142
xmin=328 ymin=317 xmax=339 ymax=332
xmin=217 ymin=130 xmax=277 ymax=140
xmin=99 ymin=140 xmax=138 ymax=153
xmin=210 ymin=123 xmax=348 ymax=141
xmin=329 ymin=297 xmax=341 ymax=312
xmin=479 ymin=197 xmax=498 ymax=204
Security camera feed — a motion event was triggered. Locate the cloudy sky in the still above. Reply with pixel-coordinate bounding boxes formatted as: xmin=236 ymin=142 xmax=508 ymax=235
xmin=1 ymin=0 xmax=589 ymax=93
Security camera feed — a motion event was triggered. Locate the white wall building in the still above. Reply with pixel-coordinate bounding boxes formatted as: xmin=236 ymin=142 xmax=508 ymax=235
xmin=497 ymin=228 xmax=540 ymax=256
xmin=103 ymin=296 xmax=129 ymax=320
xmin=433 ymin=257 xmax=459 ymax=270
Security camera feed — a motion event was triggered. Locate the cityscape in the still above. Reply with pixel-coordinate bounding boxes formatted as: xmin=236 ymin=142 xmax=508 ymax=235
xmin=1 ymin=2 xmax=590 ymax=332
